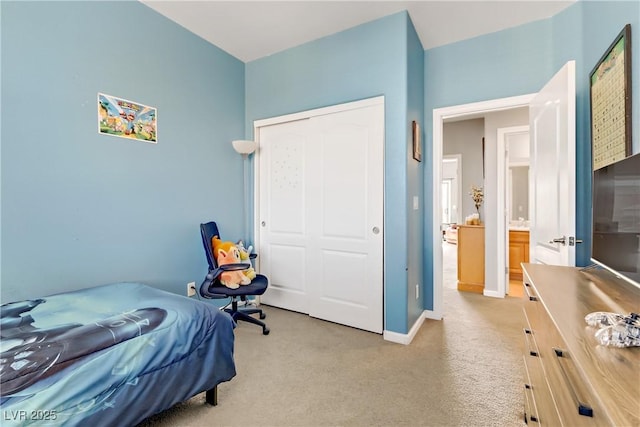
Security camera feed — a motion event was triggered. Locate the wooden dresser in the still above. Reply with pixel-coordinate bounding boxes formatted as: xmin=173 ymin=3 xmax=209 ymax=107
xmin=457 ymin=225 xmax=484 ymax=293
xmin=521 ymin=263 xmax=640 ymax=426
xmin=509 ymin=230 xmax=529 ymax=280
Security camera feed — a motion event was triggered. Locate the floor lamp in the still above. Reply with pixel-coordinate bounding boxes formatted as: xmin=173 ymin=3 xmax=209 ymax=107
xmin=231 ymin=139 xmax=258 ymax=241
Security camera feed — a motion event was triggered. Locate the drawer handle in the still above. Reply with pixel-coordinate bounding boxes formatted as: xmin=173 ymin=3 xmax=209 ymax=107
xmin=523 ymin=282 xmax=538 ymax=301
xmin=524 ymin=329 xmax=538 ymax=357
xmin=524 ymin=384 xmax=539 ymax=423
xmin=552 ymin=348 xmax=593 ymax=417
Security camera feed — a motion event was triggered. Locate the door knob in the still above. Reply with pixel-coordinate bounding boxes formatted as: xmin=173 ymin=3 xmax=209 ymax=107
xmin=549 ymin=236 xmax=566 ymax=245
xmin=261 ymin=221 xmax=266 ymax=227
xmin=372 ymin=226 xmax=380 ymax=235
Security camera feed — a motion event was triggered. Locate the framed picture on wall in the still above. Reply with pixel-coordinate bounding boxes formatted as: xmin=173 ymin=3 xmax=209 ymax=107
xmin=589 ymin=24 xmax=632 ymax=170
xmin=412 ymin=120 xmax=422 ymax=162
xmin=98 ymin=93 xmax=157 ymax=143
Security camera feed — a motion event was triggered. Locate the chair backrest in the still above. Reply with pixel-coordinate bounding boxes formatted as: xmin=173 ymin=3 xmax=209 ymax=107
xmin=200 ymin=221 xmax=221 ymax=271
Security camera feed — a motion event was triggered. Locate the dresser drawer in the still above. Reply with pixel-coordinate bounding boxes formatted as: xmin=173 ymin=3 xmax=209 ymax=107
xmin=531 ymin=303 xmax=606 ymax=426
xmin=523 ymin=356 xmax=538 ymax=424
xmin=522 ymin=309 xmax=560 ymax=426
xmin=523 ymin=276 xmax=607 ymax=426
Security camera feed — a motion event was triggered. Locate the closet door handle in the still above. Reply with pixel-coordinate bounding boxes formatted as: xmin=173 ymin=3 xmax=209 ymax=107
xmin=553 ymin=348 xmax=593 ymax=417
xmin=524 ymin=282 xmax=538 ymax=301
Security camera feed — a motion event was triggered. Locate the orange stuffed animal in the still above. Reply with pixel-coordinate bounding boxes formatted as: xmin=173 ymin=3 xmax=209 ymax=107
xmin=212 ymin=236 xmax=251 ymax=289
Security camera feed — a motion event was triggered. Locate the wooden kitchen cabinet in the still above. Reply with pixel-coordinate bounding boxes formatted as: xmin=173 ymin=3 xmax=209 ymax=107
xmin=509 ymin=230 xmax=529 ymax=280
xmin=457 ymin=225 xmax=484 ymax=293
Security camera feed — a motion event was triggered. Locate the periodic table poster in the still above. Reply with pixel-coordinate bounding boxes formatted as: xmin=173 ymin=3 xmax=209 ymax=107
xmin=590 ymin=25 xmax=632 ymax=170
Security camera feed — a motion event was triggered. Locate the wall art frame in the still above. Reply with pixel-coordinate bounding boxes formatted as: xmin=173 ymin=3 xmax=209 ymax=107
xmin=98 ymin=93 xmax=157 ymax=143
xmin=589 ymin=24 xmax=632 ymax=170
xmin=412 ymin=120 xmax=422 ymax=162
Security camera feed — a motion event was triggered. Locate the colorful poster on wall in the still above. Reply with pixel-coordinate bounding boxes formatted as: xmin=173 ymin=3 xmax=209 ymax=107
xmin=589 ymin=25 xmax=631 ymax=170
xmin=98 ymin=93 xmax=157 ymax=143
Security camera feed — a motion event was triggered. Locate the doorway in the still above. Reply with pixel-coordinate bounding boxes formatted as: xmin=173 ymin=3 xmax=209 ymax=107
xmin=497 ymin=125 xmax=530 ymax=298
xmin=431 ymin=94 xmax=535 ymax=320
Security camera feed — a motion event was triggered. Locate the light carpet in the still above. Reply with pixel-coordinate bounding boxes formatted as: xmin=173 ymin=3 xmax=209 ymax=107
xmin=138 ymin=288 xmax=525 ymax=426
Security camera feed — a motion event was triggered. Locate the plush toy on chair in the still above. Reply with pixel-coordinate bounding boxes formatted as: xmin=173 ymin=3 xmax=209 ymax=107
xmin=236 ymin=240 xmax=257 ymax=281
xmin=212 ymin=237 xmax=251 ymax=289
xmin=200 ymin=222 xmax=270 ymax=335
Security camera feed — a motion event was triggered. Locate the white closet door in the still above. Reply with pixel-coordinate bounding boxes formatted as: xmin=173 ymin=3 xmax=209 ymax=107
xmin=257 ymin=99 xmax=384 ymax=333
xmin=306 ymin=104 xmax=383 ymax=333
xmin=258 ymin=118 xmax=311 ymax=314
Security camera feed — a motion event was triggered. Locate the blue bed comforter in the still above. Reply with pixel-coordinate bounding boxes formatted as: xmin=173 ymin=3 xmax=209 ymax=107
xmin=0 ymin=283 xmax=236 ymax=426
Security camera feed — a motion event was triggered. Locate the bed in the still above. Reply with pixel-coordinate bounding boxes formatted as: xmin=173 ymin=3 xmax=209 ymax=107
xmin=0 ymin=282 xmax=236 ymax=426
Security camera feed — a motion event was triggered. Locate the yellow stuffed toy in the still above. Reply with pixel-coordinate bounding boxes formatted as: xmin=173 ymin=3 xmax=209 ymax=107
xmin=211 ymin=236 xmax=251 ymax=289
xmin=236 ymin=240 xmax=257 ymax=281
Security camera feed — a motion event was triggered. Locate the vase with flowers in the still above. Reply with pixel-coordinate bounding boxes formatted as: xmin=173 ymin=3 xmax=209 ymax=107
xmin=469 ymin=185 xmax=484 ymax=224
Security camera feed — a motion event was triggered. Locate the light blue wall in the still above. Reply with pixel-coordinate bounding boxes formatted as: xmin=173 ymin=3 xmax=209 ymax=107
xmin=246 ymin=12 xmax=410 ymax=333
xmin=573 ymin=0 xmax=640 ymax=263
xmin=422 ymin=1 xmax=639 ymax=310
xmin=551 ymin=3 xmax=589 ymax=263
xmin=424 ymin=20 xmax=553 ymax=110
xmin=423 ymin=19 xmax=552 ymax=310
xmin=407 ymin=18 xmax=425 ymax=328
xmin=580 ymin=1 xmax=639 ymax=155
xmin=1 ymin=1 xmax=246 ymax=302
xmin=3 ymin=0 xmax=636 ymax=334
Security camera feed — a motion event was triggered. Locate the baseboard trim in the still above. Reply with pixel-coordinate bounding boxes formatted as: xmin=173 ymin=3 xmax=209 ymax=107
xmin=383 ymin=310 xmax=438 ymax=345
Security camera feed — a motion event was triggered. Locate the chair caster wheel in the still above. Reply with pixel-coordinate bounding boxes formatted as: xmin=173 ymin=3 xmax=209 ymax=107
xmin=263 ymin=327 xmax=270 ymax=335
xmin=260 ymin=312 xmax=266 ymax=319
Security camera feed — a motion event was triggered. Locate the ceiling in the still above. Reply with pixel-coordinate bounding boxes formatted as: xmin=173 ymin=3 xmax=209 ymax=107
xmin=141 ymin=0 xmax=575 ymax=63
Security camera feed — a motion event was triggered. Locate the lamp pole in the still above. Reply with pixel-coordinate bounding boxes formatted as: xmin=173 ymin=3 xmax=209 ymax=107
xmin=232 ymin=140 xmax=257 ymax=240
xmin=242 ymin=154 xmax=250 ymax=240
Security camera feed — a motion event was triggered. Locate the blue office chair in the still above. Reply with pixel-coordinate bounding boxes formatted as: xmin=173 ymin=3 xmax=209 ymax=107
xmin=199 ymin=222 xmax=269 ymax=335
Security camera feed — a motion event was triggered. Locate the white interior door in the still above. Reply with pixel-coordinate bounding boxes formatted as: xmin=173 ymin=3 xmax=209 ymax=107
xmin=442 ymin=155 xmax=461 ymax=225
xmin=497 ymin=126 xmax=529 ymax=296
xmin=441 ymin=180 xmax=452 ymax=224
xmin=529 ymin=61 xmax=576 ymax=265
xmin=256 ymin=98 xmax=384 ymax=333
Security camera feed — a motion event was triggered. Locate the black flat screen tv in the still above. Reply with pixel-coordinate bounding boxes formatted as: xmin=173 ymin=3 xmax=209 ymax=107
xmin=591 ymin=152 xmax=640 ymax=288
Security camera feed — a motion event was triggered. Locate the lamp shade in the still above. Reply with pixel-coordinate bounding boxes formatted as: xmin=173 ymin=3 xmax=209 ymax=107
xmin=232 ymin=139 xmax=258 ymax=155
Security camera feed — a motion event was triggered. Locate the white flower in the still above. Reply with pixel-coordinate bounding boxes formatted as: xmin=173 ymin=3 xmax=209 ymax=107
xmin=469 ymin=185 xmax=484 ymax=211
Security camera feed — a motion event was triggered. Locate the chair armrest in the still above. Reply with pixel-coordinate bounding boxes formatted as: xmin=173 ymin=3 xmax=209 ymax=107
xmin=219 ymin=263 xmax=249 ymax=271
xmin=199 ymin=264 xmax=250 ymax=299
